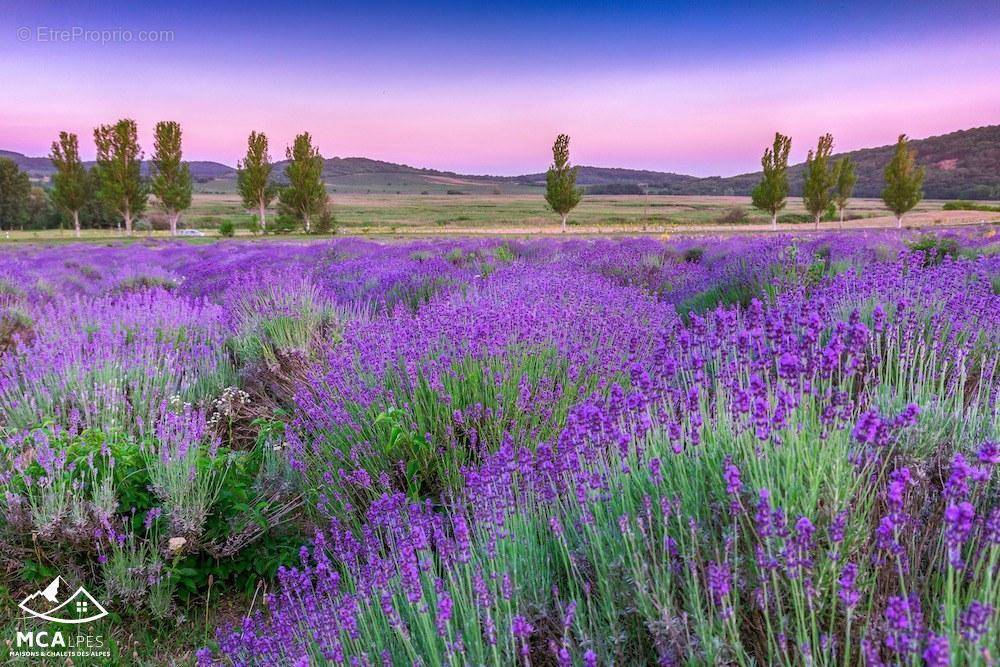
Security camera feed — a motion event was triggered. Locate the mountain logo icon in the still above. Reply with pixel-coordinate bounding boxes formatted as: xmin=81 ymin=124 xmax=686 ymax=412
xmin=18 ymin=577 xmax=109 ymax=624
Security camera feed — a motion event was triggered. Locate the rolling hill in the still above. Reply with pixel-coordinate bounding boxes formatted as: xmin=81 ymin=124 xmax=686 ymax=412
xmin=0 ymin=150 xmax=234 ymax=183
xmin=3 ymin=124 xmax=998 ymax=199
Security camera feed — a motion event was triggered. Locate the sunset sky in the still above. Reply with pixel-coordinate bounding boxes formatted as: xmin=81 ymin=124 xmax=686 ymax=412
xmin=2 ymin=1 xmax=999 ymax=175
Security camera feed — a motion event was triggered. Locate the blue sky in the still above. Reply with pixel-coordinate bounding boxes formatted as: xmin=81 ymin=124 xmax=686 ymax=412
xmin=3 ymin=1 xmax=998 ymax=174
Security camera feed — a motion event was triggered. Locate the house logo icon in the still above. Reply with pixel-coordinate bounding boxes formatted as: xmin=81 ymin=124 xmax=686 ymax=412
xmin=18 ymin=577 xmax=109 ymax=624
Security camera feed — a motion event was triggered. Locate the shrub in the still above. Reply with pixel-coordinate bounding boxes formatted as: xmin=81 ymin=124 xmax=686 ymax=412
xmin=682 ymin=246 xmax=705 ymax=263
xmin=942 ymin=200 xmax=1000 ymax=212
xmin=715 ymin=207 xmax=748 ymax=224
xmin=908 ymin=234 xmax=961 ymax=265
xmin=0 ymin=417 xmax=304 ymax=617
xmin=218 ymin=220 xmax=235 ymax=237
xmin=312 ymin=210 xmax=336 ymax=234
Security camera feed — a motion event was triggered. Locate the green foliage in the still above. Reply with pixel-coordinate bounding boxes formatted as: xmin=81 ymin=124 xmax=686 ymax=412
xmin=278 ymin=132 xmax=327 ymax=232
xmin=270 ymin=214 xmax=299 ymax=234
xmin=882 ymin=134 xmax=925 ymax=226
xmin=312 ymin=209 xmax=337 ymax=234
xmin=544 ymin=133 xmax=582 ymax=230
xmin=93 ymin=118 xmax=148 ymax=234
xmin=832 ymin=156 xmax=857 ymax=223
xmin=822 ymin=201 xmax=838 ymax=221
xmin=49 ymin=132 xmax=90 ymax=234
xmin=493 ymin=244 xmax=516 ymax=263
xmin=218 ymin=219 xmax=236 ymax=237
xmin=150 ymin=121 xmax=193 ymax=235
xmin=0 ymin=157 xmax=31 ymax=230
xmin=302 ymin=348 xmax=616 ymax=520
xmin=677 ymin=277 xmax=765 ymax=321
xmin=682 ymin=247 xmax=705 ymax=263
xmin=751 ymin=131 xmax=791 ymax=226
xmin=907 ymin=234 xmax=961 ymax=266
xmin=236 ymin=131 xmax=277 ymax=232
xmin=227 ymin=279 xmax=340 ymax=367
xmin=0 ymin=424 xmax=305 ymax=616
xmin=802 ymin=133 xmax=835 ymax=227
xmin=942 ymin=200 xmax=1000 ymax=212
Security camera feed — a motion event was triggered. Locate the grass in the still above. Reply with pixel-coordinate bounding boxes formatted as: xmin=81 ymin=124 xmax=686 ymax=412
xmin=4 ymin=195 xmax=998 ymax=243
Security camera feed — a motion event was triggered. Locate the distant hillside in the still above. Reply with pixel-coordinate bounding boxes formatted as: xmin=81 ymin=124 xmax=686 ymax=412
xmin=519 ymin=126 xmax=1000 ymax=199
xmin=0 ymin=150 xmax=235 ymax=183
xmin=3 ymin=124 xmax=998 ymax=198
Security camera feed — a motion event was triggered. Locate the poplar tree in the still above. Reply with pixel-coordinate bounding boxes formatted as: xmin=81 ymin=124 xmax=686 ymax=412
xmin=93 ymin=119 xmax=147 ymax=235
xmin=802 ymin=133 xmax=835 ymax=230
xmin=49 ymin=132 xmax=90 ymax=237
xmin=150 ymin=121 xmax=192 ymax=236
xmin=0 ymin=158 xmax=31 ymax=231
xmin=882 ymin=134 xmax=924 ymax=228
xmin=750 ymin=132 xmax=791 ymax=229
xmin=544 ymin=133 xmax=582 ymax=232
xmin=832 ymin=156 xmax=857 ymax=228
xmin=278 ymin=132 xmax=326 ymax=233
xmin=237 ymin=131 xmax=276 ymax=233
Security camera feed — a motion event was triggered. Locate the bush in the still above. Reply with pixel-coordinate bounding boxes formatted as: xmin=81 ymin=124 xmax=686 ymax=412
xmin=682 ymin=246 xmax=705 ymax=263
xmin=715 ymin=207 xmax=748 ymax=224
xmin=146 ymin=211 xmax=172 ymax=231
xmin=777 ymin=213 xmax=813 ymax=224
xmin=942 ymin=200 xmax=1000 ymax=212
xmin=312 ymin=210 xmax=336 ymax=235
xmin=907 ymin=234 xmax=961 ymax=265
xmin=270 ymin=215 xmax=299 ymax=234
xmin=218 ymin=220 xmax=236 ymax=237
xmin=0 ymin=419 xmax=305 ymax=617
xmin=822 ymin=201 xmax=838 ymax=221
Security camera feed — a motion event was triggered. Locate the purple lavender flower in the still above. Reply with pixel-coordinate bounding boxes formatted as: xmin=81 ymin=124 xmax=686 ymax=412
xmin=838 ymin=563 xmax=860 ymax=610
xmin=511 ymin=614 xmax=533 ymax=638
xmin=959 ymin=600 xmax=994 ymax=643
xmin=977 ymin=440 xmax=999 ymax=466
xmin=921 ymin=632 xmax=950 ymax=667
xmin=884 ymin=593 xmax=924 ymax=656
xmin=943 ymin=501 xmax=975 ymax=568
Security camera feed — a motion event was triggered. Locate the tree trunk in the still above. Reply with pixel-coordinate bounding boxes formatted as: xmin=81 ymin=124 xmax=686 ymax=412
xmin=897 ymin=214 xmax=902 ymax=229
xmin=771 ymin=212 xmax=777 ymax=229
xmin=560 ymin=213 xmax=567 ymax=232
xmin=814 ymin=212 xmax=821 ymax=230
xmin=839 ymin=208 xmax=844 ymax=229
xmin=123 ymin=210 xmax=133 ymax=236
xmin=170 ymin=212 xmax=179 ymax=236
xmin=258 ymin=201 xmax=267 ymax=234
xmin=72 ymin=210 xmax=80 ymax=238
xmin=303 ymin=213 xmax=311 ymax=234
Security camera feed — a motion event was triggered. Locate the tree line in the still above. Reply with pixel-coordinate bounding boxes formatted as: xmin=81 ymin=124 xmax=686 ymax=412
xmin=0 ymin=125 xmax=929 ymax=234
xmin=545 ymin=133 xmax=925 ymax=229
xmin=0 ymin=121 xmax=332 ymax=236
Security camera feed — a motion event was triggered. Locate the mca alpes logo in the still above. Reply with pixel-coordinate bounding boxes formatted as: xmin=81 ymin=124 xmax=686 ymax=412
xmin=18 ymin=576 xmax=109 ymax=624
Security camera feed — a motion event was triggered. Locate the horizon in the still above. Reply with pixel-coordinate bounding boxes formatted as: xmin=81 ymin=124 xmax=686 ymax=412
xmin=2 ymin=123 xmax=994 ymax=180
xmin=2 ymin=1 xmax=999 ymax=176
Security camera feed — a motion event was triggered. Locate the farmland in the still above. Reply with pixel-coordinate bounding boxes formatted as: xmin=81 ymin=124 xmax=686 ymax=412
xmin=1 ymin=228 xmax=998 ymax=664
xmin=3 ymin=193 xmax=999 ymax=242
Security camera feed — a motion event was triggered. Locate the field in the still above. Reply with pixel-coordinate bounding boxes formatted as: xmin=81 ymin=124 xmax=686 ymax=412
xmin=4 ymin=194 xmax=1000 ymax=242
xmin=1 ymin=229 xmax=999 ymax=665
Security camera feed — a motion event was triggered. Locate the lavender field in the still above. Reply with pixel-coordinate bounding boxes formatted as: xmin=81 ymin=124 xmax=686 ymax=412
xmin=1 ymin=230 xmax=998 ymax=665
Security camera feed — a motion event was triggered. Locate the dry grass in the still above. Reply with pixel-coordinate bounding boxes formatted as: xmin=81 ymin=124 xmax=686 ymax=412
xmin=3 ymin=194 xmax=999 ymax=242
